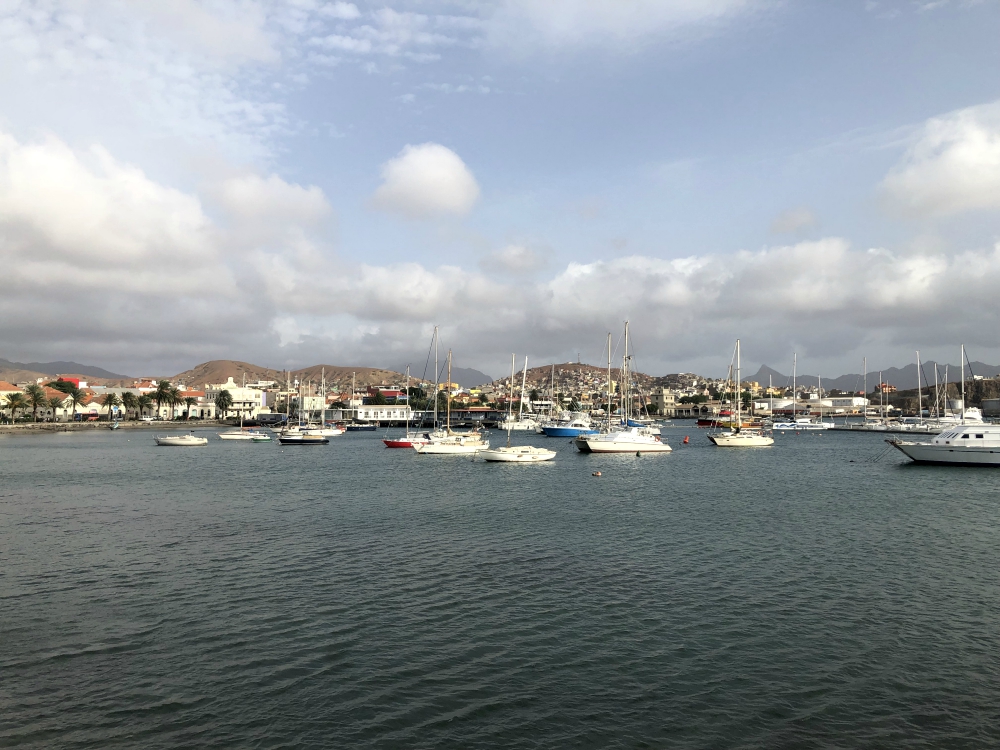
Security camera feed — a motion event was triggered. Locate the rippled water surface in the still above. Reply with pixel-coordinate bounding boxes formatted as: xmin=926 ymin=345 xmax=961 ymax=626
xmin=2 ymin=426 xmax=1000 ymax=748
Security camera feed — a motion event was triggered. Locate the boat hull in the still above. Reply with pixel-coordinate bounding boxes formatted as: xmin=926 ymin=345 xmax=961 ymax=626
xmin=277 ymin=436 xmax=329 ymax=445
xmin=479 ymin=447 xmax=556 ymax=462
xmin=708 ymin=433 xmax=774 ymax=447
xmin=414 ymin=442 xmax=487 ymax=455
xmin=888 ymin=441 xmax=1000 ymax=466
xmin=383 ymin=438 xmax=428 ymax=448
xmin=542 ymin=426 xmax=599 ymax=438
xmin=574 ymin=437 xmax=672 ymax=453
xmin=154 ymin=436 xmax=208 ymax=446
xmin=346 ymin=424 xmax=377 ymax=432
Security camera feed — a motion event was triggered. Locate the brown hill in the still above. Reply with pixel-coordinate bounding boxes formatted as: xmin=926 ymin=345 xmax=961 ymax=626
xmin=168 ymin=360 xmax=423 ymax=391
xmin=488 ymin=362 xmax=657 ymax=392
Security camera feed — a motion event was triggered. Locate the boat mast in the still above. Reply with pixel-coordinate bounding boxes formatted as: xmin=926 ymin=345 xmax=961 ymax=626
xmin=506 ymin=353 xmax=515 ymax=447
xmin=916 ymin=351 xmax=922 ymax=424
xmin=933 ymin=363 xmax=939 ymax=420
xmin=736 ymin=339 xmax=741 ymax=428
xmin=879 ymin=370 xmax=883 ymax=420
xmin=405 ymin=365 xmax=410 ymax=435
xmin=433 ymin=326 xmax=439 ymax=430
xmin=607 ymin=332 xmax=612 ymax=429
xmin=792 ymin=352 xmax=796 ymax=421
xmin=961 ymin=344 xmax=966 ymax=425
xmin=446 ymin=349 xmax=452 ymax=434
xmin=518 ymin=357 xmax=527 ymax=424
xmin=769 ymin=374 xmax=773 ymax=416
xmin=550 ymin=363 xmax=555 ymax=418
xmin=623 ymin=321 xmax=630 ymax=423
xmin=863 ymin=357 xmax=867 ymax=425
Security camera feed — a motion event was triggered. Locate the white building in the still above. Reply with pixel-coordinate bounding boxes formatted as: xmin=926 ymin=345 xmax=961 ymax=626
xmin=205 ymin=378 xmax=267 ymax=418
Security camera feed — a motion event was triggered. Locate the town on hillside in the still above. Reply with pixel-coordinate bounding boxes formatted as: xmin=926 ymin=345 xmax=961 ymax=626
xmin=3 ymin=358 xmax=1000 ymax=425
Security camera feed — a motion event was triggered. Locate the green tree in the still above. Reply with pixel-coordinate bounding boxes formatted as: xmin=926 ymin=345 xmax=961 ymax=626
xmin=121 ymin=391 xmax=139 ymax=420
xmin=529 ymin=388 xmax=540 ymax=401
xmin=214 ymin=390 xmax=233 ymax=420
xmin=47 ymin=395 xmax=65 ymax=422
xmin=167 ymin=386 xmax=181 ymax=420
xmin=370 ymin=391 xmax=388 ymax=405
xmin=44 ymin=379 xmax=78 ymax=395
xmin=153 ymin=380 xmax=173 ymax=420
xmin=67 ymin=386 xmax=89 ymax=419
xmin=4 ymin=392 xmax=28 ymax=421
xmin=184 ymin=396 xmax=197 ymax=419
xmin=137 ymin=394 xmax=154 ymax=418
xmin=100 ymin=392 xmax=122 ymax=421
xmin=25 ymin=384 xmax=46 ymax=422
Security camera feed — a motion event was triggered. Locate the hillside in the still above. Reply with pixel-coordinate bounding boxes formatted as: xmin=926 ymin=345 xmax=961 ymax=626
xmin=748 ymin=361 xmax=1000 ymax=392
xmin=169 ymin=360 xmax=420 ymax=391
xmin=0 ymin=357 xmax=131 ymax=385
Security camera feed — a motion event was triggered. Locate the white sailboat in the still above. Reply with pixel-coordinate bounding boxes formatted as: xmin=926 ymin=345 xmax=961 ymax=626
xmin=414 ymin=349 xmax=489 ymax=455
xmin=708 ymin=339 xmax=773 ymax=447
xmin=155 ymin=433 xmax=208 ymax=446
xmin=772 ymin=354 xmax=833 ymax=430
xmin=480 ymin=355 xmax=555 ymax=463
xmin=575 ymin=322 xmax=672 ymax=454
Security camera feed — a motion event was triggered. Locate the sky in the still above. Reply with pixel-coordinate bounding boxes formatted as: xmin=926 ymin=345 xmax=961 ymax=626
xmin=1 ymin=0 xmax=999 ymax=379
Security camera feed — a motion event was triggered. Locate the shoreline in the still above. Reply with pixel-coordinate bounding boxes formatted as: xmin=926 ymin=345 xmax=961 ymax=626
xmin=0 ymin=420 xmax=227 ymax=435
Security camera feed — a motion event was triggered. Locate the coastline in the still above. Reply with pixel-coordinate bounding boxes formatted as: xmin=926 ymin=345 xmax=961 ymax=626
xmin=0 ymin=420 xmax=226 ymax=435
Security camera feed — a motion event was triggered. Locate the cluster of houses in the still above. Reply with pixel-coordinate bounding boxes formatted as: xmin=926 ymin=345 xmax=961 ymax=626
xmin=2 ymin=366 xmax=880 ymax=424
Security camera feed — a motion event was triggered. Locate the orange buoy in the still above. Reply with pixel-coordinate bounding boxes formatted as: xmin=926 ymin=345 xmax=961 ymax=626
xmin=683 ymin=435 xmax=690 ymax=444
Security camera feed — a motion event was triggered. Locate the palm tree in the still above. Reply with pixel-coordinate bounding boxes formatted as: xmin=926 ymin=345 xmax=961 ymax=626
xmin=137 ymin=394 xmax=154 ymax=419
xmin=101 ymin=392 xmax=122 ymax=421
xmin=67 ymin=387 xmax=89 ymax=420
xmin=184 ymin=396 xmax=197 ymax=419
xmin=4 ymin=392 xmax=28 ymax=422
xmin=153 ymin=380 xmax=173 ymax=420
xmin=168 ymin=387 xmax=182 ymax=420
xmin=25 ymin=384 xmax=46 ymax=422
xmin=214 ymin=390 xmax=233 ymax=421
xmin=47 ymin=395 xmax=65 ymax=422
xmin=121 ymin=391 xmax=139 ymax=420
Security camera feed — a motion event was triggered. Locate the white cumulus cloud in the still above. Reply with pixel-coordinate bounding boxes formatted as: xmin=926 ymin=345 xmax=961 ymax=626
xmin=881 ymin=101 xmax=1000 ymax=217
xmin=371 ymin=143 xmax=480 ymax=219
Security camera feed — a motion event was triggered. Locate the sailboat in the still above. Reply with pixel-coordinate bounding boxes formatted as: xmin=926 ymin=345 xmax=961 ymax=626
xmin=414 ymin=350 xmax=489 ymax=454
xmin=278 ymin=379 xmax=329 ymax=445
xmin=574 ymin=322 xmax=672 ymax=454
xmin=708 ymin=340 xmax=774 ymax=447
xmin=383 ymin=365 xmax=430 ymax=448
xmin=480 ymin=355 xmax=556 ymax=462
xmin=217 ymin=374 xmax=272 ymax=441
xmin=772 ymin=354 xmax=833 ymax=430
xmin=499 ymin=359 xmax=539 ymax=431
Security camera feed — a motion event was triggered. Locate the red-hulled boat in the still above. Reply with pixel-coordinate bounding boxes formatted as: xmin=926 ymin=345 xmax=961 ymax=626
xmin=383 ymin=432 xmax=431 ymax=448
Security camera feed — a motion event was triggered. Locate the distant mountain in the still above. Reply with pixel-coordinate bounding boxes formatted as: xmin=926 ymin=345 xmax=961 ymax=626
xmin=747 ymin=361 xmax=1000 ymax=392
xmin=391 ymin=364 xmax=492 ymax=387
xmin=170 ymin=360 xmax=413 ymax=390
xmin=0 ymin=357 xmax=129 ymax=380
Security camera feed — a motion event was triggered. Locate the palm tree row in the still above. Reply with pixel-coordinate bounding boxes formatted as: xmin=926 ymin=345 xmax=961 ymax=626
xmin=3 ymin=382 xmax=208 ymax=423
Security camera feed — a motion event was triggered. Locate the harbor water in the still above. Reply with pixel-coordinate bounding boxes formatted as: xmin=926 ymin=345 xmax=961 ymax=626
xmin=2 ymin=427 xmax=999 ymax=748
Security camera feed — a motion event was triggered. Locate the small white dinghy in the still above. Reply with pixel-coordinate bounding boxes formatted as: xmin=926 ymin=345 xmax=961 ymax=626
xmin=155 ymin=434 xmax=208 ymax=446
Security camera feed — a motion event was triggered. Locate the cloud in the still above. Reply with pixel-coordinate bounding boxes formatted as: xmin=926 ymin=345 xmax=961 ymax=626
xmin=481 ymin=244 xmax=550 ymax=274
xmin=371 ymin=143 xmax=481 ymax=219
xmin=881 ymin=101 xmax=1000 ymax=217
xmin=4 ymin=131 xmax=1000 ymax=378
xmin=770 ymin=207 xmax=819 ymax=234
xmin=485 ymin=0 xmax=766 ymax=52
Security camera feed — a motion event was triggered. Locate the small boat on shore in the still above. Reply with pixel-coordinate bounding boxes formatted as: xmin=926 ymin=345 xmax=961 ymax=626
xmin=155 ymin=433 xmax=208 ymax=446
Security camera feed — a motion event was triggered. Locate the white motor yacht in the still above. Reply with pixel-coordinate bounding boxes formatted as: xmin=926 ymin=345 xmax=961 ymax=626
xmin=708 ymin=428 xmax=774 ymax=447
xmin=155 ymin=434 xmax=208 ymax=446
xmin=575 ymin=426 xmax=672 ymax=453
xmin=888 ymin=424 xmax=1000 ymax=465
xmin=218 ymin=428 xmax=271 ymax=441
xmin=772 ymin=417 xmax=834 ymax=431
